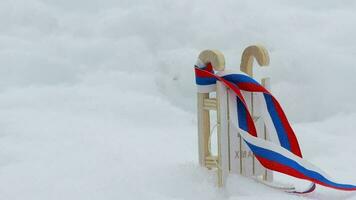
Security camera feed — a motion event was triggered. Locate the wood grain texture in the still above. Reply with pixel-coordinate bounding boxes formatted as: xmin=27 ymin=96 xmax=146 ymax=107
xmin=199 ymin=50 xmax=225 ymax=71
xmin=240 ymin=45 xmax=269 ymax=77
xmin=196 ymin=50 xmax=226 ymax=186
xmin=197 ymin=93 xmax=211 ymax=166
xmin=216 ymin=81 xmax=229 ymax=187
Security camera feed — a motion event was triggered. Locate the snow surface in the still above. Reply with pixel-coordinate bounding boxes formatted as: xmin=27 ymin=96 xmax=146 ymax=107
xmin=1 ymin=0 xmax=356 ymax=199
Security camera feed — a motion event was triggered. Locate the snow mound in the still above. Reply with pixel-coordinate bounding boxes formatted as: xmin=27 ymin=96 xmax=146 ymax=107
xmin=0 ymin=0 xmax=356 ymax=199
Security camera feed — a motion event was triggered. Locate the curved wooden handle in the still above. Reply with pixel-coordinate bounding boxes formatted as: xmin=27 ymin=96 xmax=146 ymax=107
xmin=240 ymin=45 xmax=270 ymax=77
xmin=198 ymin=50 xmax=225 ymax=71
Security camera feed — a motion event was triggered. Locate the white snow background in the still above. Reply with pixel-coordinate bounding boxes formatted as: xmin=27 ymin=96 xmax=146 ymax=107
xmin=0 ymin=0 xmax=356 ymax=199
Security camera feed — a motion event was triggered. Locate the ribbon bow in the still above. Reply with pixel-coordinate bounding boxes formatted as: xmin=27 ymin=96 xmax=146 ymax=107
xmin=195 ymin=60 xmax=356 ymax=193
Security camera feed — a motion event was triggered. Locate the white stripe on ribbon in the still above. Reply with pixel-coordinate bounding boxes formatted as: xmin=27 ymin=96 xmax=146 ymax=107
xmin=234 ymin=125 xmax=335 ymax=183
xmin=255 ymin=93 xmax=282 ymax=146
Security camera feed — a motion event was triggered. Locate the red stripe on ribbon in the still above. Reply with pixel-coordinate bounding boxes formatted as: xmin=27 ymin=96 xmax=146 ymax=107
xmin=271 ymin=97 xmax=302 ymax=157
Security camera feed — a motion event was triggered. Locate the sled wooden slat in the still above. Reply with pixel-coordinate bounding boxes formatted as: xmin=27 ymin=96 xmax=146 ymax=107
xmin=197 ymin=93 xmax=211 ymax=166
xmin=205 ymin=156 xmax=218 ymax=168
xmin=203 ymin=98 xmax=217 ymax=110
xmin=261 ymin=78 xmax=273 ymax=182
xmin=217 ymin=81 xmax=229 ymax=186
xmin=228 ymin=91 xmax=241 ymax=174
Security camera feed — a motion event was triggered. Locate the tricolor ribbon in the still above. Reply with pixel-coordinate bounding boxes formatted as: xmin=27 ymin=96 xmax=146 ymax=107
xmin=195 ymin=60 xmax=356 ymax=193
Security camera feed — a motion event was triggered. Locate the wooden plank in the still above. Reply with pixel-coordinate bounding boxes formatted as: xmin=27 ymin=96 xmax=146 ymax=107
xmin=262 ymin=78 xmax=273 ymax=182
xmin=205 ymin=155 xmax=218 ymax=168
xmin=240 ymin=91 xmax=254 ymax=177
xmin=216 ymin=81 xmax=229 ymax=187
xmin=203 ymin=105 xmax=217 ymax=111
xmin=203 ymin=98 xmax=217 ymax=110
xmin=204 ymin=98 xmax=217 ymax=107
xmin=228 ymin=90 xmax=241 ymax=174
xmin=197 ymin=93 xmax=211 ymax=167
xmin=252 ymin=92 xmax=266 ymax=177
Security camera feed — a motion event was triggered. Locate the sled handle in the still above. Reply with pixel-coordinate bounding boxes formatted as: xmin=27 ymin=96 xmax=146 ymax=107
xmin=199 ymin=50 xmax=225 ymax=71
xmin=240 ymin=45 xmax=269 ymax=77
xmin=196 ymin=49 xmax=226 ymax=187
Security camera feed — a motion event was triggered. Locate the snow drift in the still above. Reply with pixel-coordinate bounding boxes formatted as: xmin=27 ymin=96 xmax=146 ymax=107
xmin=0 ymin=0 xmax=356 ymax=199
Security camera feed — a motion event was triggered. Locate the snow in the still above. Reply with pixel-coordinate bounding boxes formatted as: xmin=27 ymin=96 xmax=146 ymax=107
xmin=0 ymin=0 xmax=356 ymax=199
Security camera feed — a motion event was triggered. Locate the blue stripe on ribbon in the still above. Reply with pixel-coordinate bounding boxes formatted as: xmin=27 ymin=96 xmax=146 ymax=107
xmin=222 ymin=74 xmax=260 ymax=85
xmin=263 ymin=93 xmax=291 ymax=151
xmin=195 ymin=76 xmax=217 ymax=85
xmin=245 ymin=140 xmax=356 ymax=190
xmin=237 ymin=98 xmax=248 ymax=132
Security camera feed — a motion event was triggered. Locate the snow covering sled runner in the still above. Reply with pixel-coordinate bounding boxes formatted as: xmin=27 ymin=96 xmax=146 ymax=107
xmin=194 ymin=46 xmax=356 ymax=193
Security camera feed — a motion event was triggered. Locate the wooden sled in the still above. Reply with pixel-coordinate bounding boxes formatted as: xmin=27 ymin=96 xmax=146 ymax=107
xmin=196 ymin=45 xmax=295 ymax=191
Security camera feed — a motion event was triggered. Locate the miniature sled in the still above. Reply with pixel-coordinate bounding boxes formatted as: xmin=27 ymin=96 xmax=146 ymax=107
xmin=196 ymin=45 xmax=294 ymax=190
